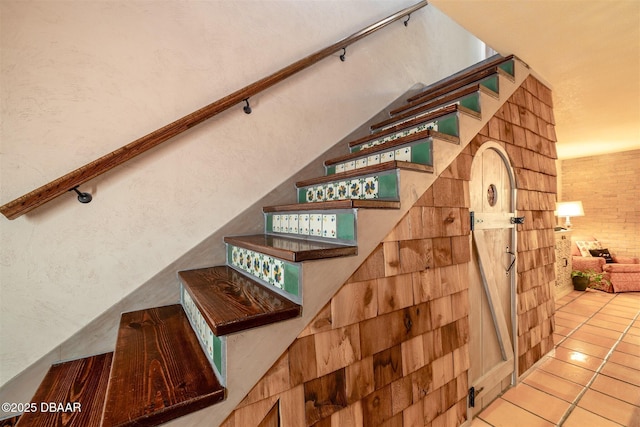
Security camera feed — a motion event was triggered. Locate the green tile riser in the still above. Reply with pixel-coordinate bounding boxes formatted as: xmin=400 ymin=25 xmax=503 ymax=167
xmin=181 ymin=285 xmax=226 ymax=384
xmin=297 ymin=172 xmax=399 ymax=204
xmin=266 ymin=211 xmax=356 ymax=243
xmin=327 ymin=140 xmax=432 ymax=175
xmin=480 ymin=75 xmax=499 ymax=95
xmin=499 ymin=59 xmax=515 ymax=76
xmin=226 ymin=244 xmax=301 ymax=302
xmin=351 ymin=114 xmax=458 ymax=153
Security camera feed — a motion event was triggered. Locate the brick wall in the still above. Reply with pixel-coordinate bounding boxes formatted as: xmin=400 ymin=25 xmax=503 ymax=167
xmin=221 ymin=76 xmax=557 ymax=427
xmin=561 ymin=150 xmax=640 ymax=258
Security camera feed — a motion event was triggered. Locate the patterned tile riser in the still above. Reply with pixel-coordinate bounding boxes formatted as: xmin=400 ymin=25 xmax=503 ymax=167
xmin=266 ymin=211 xmax=356 ymax=243
xmin=181 ymin=285 xmax=226 ymax=385
xmin=329 ymin=140 xmax=432 ymax=175
xmin=227 ymin=244 xmax=301 ymax=303
xmin=353 ymin=122 xmax=437 ymax=152
xmin=298 ymin=172 xmax=399 ymax=204
xmin=351 ymin=113 xmax=458 ymax=153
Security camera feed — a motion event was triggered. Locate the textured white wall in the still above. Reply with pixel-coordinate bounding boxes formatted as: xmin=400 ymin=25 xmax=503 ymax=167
xmin=0 ymin=0 xmax=484 ymax=387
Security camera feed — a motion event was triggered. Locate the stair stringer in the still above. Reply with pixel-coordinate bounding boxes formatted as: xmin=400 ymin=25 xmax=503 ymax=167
xmin=164 ymin=58 xmax=530 ymax=426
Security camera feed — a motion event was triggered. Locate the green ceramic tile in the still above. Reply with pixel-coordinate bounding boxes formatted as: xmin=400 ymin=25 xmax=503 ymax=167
xmin=481 ymin=75 xmax=499 ymax=94
xmin=265 ymin=214 xmax=273 ymax=233
xmin=298 ymin=188 xmax=308 ymax=203
xmin=213 ymin=333 xmax=223 ymax=374
xmin=378 ymin=173 xmax=399 ymax=199
xmin=284 ymin=264 xmax=300 ymax=297
xmin=437 ymin=115 xmax=459 ymax=137
xmin=337 ymin=213 xmax=355 ymax=240
xmin=460 ymin=92 xmax=481 ymax=112
xmin=326 ymin=165 xmax=336 ymax=175
xmin=410 ymin=141 xmax=432 ymax=165
xmin=499 ymin=59 xmax=514 ymax=76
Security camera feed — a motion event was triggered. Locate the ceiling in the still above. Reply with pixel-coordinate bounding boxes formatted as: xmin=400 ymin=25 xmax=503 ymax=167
xmin=430 ymin=0 xmax=640 ymax=159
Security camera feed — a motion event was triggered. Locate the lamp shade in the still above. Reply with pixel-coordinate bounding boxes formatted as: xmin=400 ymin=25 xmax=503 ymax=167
xmin=556 ymin=201 xmax=585 ymax=218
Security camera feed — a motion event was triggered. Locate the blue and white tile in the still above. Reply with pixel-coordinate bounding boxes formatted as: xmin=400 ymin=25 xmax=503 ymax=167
xmin=323 ymin=214 xmax=337 ymax=238
xmin=337 ymin=181 xmax=349 ymax=200
xmin=380 ymin=150 xmax=395 ymax=162
xmin=363 ymin=176 xmax=379 ymax=199
xmin=395 ymin=146 xmax=412 ymax=162
xmin=325 ymin=183 xmax=336 ymax=201
xmin=288 ymin=214 xmax=299 ymax=234
xmin=349 ymin=179 xmax=363 ymax=199
xmin=299 ymin=214 xmax=310 ymax=235
xmin=367 ymin=153 xmax=381 ymax=166
xmin=310 ymin=214 xmax=323 ymax=237
xmin=305 ymin=187 xmax=315 ymax=203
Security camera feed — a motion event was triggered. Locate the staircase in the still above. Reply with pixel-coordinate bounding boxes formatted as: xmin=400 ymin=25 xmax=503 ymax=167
xmin=8 ymin=54 xmax=529 ymax=427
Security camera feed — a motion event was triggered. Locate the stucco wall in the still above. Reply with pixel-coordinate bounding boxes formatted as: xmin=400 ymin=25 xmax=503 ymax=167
xmin=0 ymin=1 xmax=485 ymax=387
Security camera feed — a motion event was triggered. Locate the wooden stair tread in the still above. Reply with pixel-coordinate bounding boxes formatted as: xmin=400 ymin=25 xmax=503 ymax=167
xmin=102 ymin=305 xmax=225 ymax=427
xmin=325 ymin=129 xmax=456 ymax=167
xmin=372 ymin=84 xmax=490 ymax=131
xmin=347 ymin=104 xmax=460 ymax=149
xmin=15 ymin=353 xmax=113 ymax=427
xmin=405 ymin=54 xmax=514 ymax=104
xmin=224 ymin=234 xmax=357 ymax=262
xmin=179 ymin=266 xmax=301 ymax=336
xmin=263 ymin=199 xmax=400 ymax=212
xmin=296 ymin=161 xmax=433 ymax=188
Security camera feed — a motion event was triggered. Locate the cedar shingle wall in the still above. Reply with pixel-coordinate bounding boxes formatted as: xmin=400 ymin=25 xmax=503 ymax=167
xmin=561 ymin=150 xmax=640 ymax=258
xmin=221 ymin=75 xmax=557 ymax=427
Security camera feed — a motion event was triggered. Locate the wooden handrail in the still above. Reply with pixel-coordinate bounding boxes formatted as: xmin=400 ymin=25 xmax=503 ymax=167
xmin=0 ymin=1 xmax=428 ymax=220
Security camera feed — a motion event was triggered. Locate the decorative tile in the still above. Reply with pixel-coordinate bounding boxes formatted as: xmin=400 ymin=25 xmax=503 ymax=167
xmin=260 ymin=255 xmax=272 ymax=282
xmin=367 ymin=154 xmax=381 ymax=165
xmin=395 ymin=146 xmax=412 ymax=162
xmin=180 ymin=285 xmax=226 ymax=384
xmin=323 ymin=214 xmax=337 ymax=238
xmin=315 ymin=185 xmax=325 ymax=202
xmin=272 ymin=259 xmax=284 ymax=289
xmin=227 ymin=244 xmax=301 ymax=300
xmin=380 ymin=150 xmax=395 ymax=162
xmin=305 ymin=187 xmax=315 ymax=203
xmin=288 ymin=214 xmax=299 ymax=234
xmin=335 ymin=163 xmax=345 ymax=173
xmin=337 ymin=181 xmax=349 ymax=200
xmin=325 ymin=183 xmax=336 ymax=201
xmin=363 ymin=176 xmax=379 ymax=199
xmin=349 ymin=179 xmax=363 ymax=199
xmin=355 ymin=158 xmax=368 ymax=169
xmin=344 ymin=160 xmax=356 ymax=171
xmin=299 ymin=214 xmax=310 ymax=235
xmin=310 ymin=214 xmax=323 ymax=237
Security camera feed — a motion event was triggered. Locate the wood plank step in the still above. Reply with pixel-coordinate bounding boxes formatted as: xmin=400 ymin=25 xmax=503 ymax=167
xmin=15 ymin=353 xmax=113 ymax=427
xmin=325 ymin=129 xmax=453 ymax=167
xmin=372 ymin=84 xmax=492 ymax=131
xmin=393 ymin=70 xmax=502 ymax=116
xmin=102 ymin=305 xmax=225 ymax=427
xmin=296 ymin=161 xmax=432 ymax=188
xmin=224 ymin=234 xmax=357 ymax=262
xmin=347 ymin=104 xmax=461 ymax=150
xmin=405 ymin=54 xmax=514 ymax=104
xmin=179 ymin=266 xmax=301 ymax=336
xmin=0 ymin=416 xmax=19 ymax=427
xmin=263 ymin=199 xmax=400 ymax=212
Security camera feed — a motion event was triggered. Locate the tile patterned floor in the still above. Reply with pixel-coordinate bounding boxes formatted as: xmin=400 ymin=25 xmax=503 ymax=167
xmin=471 ymin=289 xmax=640 ymax=427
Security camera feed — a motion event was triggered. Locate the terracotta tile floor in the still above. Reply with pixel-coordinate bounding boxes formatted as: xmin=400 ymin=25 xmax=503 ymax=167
xmin=471 ymin=289 xmax=640 ymax=427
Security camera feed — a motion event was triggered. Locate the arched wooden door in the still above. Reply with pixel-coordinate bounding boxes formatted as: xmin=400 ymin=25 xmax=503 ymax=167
xmin=467 ymin=143 xmax=518 ymax=418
